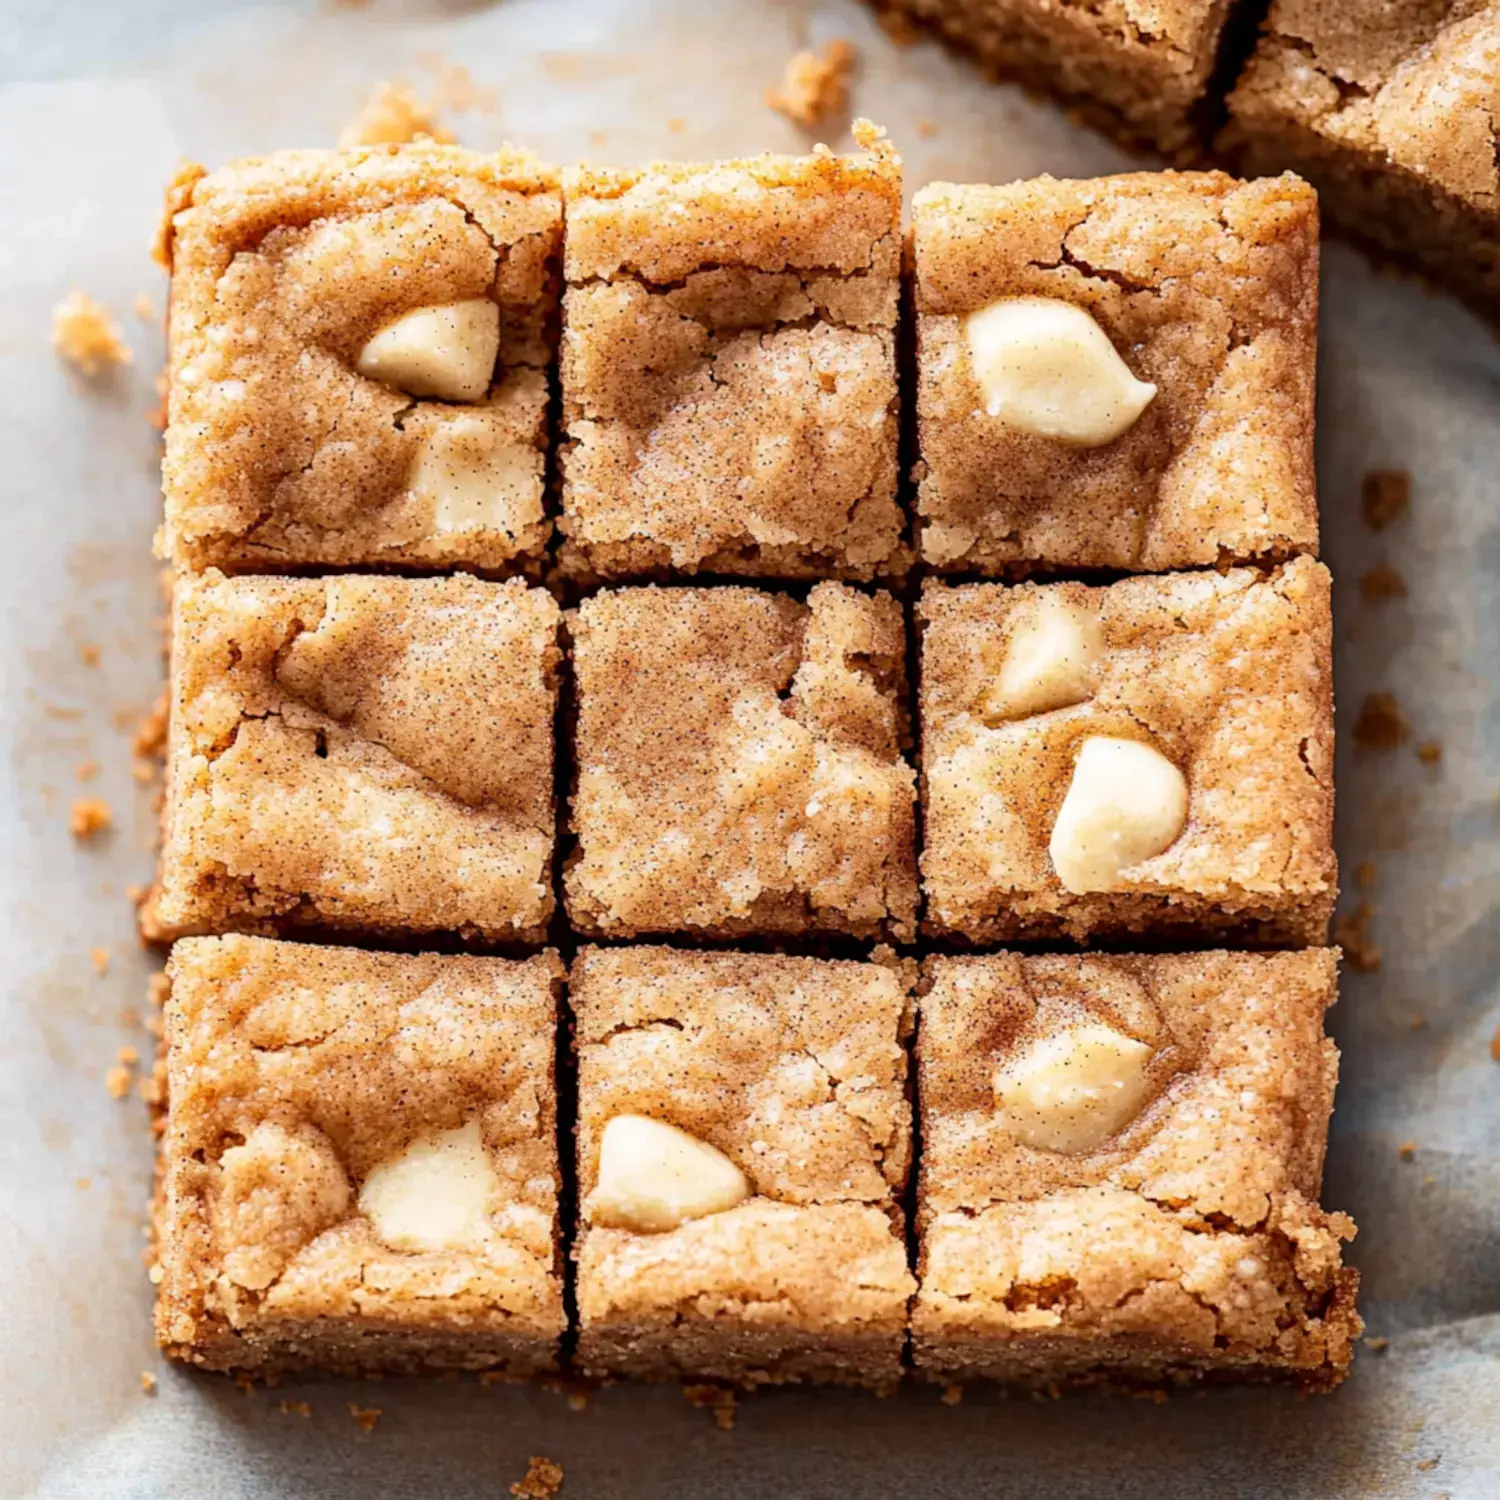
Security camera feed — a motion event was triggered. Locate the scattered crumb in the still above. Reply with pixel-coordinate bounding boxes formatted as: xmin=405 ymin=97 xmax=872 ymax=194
xmin=1409 ymin=1014 xmax=1428 ymax=1032
xmin=682 ymin=1383 xmax=737 ymax=1430
xmin=568 ymin=1390 xmax=589 ymax=1412
xmin=133 ymin=759 xmax=158 ymax=785
xmin=876 ymin=8 xmax=921 ymax=45
xmin=478 ymin=1369 xmax=514 ymax=1388
xmin=1364 ymin=1336 xmax=1390 ymax=1353
xmin=941 ymin=1383 xmax=964 ymax=1405
xmin=234 ymin=1373 xmax=258 ymax=1395
xmin=1353 ymin=691 xmax=1410 ymax=750
xmin=80 ymin=642 xmax=101 ymax=667
xmin=148 ymin=1263 xmax=164 ymax=1285
xmin=588 ymin=130 xmax=608 ymax=148
xmin=1490 ymin=1025 xmax=1500 ymax=1062
xmin=1417 ymin=1457 xmax=1441 ymax=1472
xmin=1361 ymin=469 xmax=1411 ymax=531
xmin=105 ymin=1064 xmax=132 ymax=1099
xmin=52 ymin=291 xmax=132 ymax=375
xmin=279 ymin=1399 xmax=312 ymax=1417
xmin=1355 ymin=860 xmax=1378 ymax=891
xmin=765 ymin=39 xmax=856 ymax=127
xmin=1416 ymin=740 xmax=1443 ymax=765
xmin=915 ymin=117 xmax=938 ymax=137
xmin=1359 ymin=564 xmax=1407 ymax=602
xmin=1333 ymin=901 xmax=1381 ymax=973
xmin=133 ymin=693 xmax=169 ymax=760
xmin=1398 ymin=1141 xmax=1416 ymax=1162
xmin=126 ymin=882 xmax=149 ymax=905
xmin=76 ymin=1177 xmax=91 ymax=1190
xmin=417 ymin=56 xmax=498 ymax=113
xmin=348 ymin=1402 xmax=382 ymax=1432
xmin=667 ymin=116 xmax=686 ymax=134
xmin=91 ymin=947 xmax=110 ymax=976
xmin=70 ymin=797 xmax=113 ymax=840
xmin=134 ymin=293 xmax=156 ymax=323
xmin=338 ymin=81 xmax=455 ymax=149
xmin=117 ymin=1045 xmax=140 ymax=1066
xmin=510 ymin=1456 xmax=564 ymax=1498
xmin=76 ymin=759 xmax=99 ymax=782
xmin=147 ymin=369 xmax=169 ymax=431
xmin=139 ymin=1371 xmax=157 ymax=1395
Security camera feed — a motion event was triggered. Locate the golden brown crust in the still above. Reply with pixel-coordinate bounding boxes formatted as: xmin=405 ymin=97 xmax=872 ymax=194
xmin=162 ymin=145 xmax=561 ymax=572
xmin=912 ymin=950 xmax=1360 ymax=1391
xmin=558 ymin=136 xmax=906 ymax=581
xmin=918 ymin=559 xmax=1336 ymax=944
xmin=157 ymin=571 xmax=560 ymax=943
xmin=565 ymin=584 xmax=918 ymax=941
xmin=1224 ymin=0 xmax=1500 ymax=320
xmin=155 ymin=936 xmax=564 ymax=1374
xmin=912 ymin=171 xmax=1320 ymax=575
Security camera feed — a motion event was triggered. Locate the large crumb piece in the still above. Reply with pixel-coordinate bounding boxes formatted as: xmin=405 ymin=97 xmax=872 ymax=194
xmin=510 ymin=1456 xmax=563 ymax=1498
xmin=52 ymin=291 xmax=132 ymax=375
xmin=70 ymin=797 xmax=113 ymax=840
xmin=765 ymin=40 xmax=856 ymax=127
xmin=338 ymin=81 xmax=455 ymax=148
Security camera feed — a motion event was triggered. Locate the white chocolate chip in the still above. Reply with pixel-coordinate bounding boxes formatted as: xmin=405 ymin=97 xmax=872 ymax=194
xmin=964 ymin=296 xmax=1156 ymax=446
xmin=409 ymin=416 xmax=536 ymax=533
xmin=981 ymin=593 xmax=1102 ymax=721
xmin=1049 ymin=735 xmax=1188 ymax=893
xmin=355 ymin=299 xmax=500 ymax=402
xmin=585 ymin=1114 xmax=750 ymax=1234
xmin=994 ymin=1023 xmax=1155 ymax=1153
xmin=358 ymin=1120 xmax=497 ymax=1253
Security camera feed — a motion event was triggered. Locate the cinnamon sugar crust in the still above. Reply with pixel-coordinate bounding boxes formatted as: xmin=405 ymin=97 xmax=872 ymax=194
xmin=160 ymin=145 xmax=561 ymax=572
xmin=156 ymin=571 xmax=560 ymax=943
xmin=571 ymin=946 xmax=916 ymax=1387
xmin=912 ymin=171 xmax=1320 ymax=575
xmin=913 ymin=950 xmax=1360 ymax=1390
xmin=558 ymin=128 xmax=906 ymax=581
xmin=1224 ymin=0 xmax=1500 ymax=321
xmin=155 ymin=936 xmax=564 ymax=1375
xmin=566 ymin=584 xmax=918 ymax=941
xmin=919 ymin=559 xmax=1336 ymax=945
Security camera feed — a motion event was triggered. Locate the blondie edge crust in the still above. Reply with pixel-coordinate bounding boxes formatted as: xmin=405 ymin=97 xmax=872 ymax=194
xmin=558 ymin=123 xmax=906 ymax=583
xmin=160 ymin=145 xmax=562 ymax=573
xmin=919 ymin=558 xmax=1336 ymax=945
xmin=156 ymin=936 xmax=565 ymax=1375
xmin=913 ymin=949 xmax=1361 ymax=1391
xmin=912 ymin=171 xmax=1320 ymax=576
xmin=571 ymin=946 xmax=916 ymax=1388
xmin=156 ymin=571 xmax=561 ymax=944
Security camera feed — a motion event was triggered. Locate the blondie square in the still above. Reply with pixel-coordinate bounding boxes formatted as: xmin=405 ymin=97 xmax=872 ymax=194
xmin=911 ymin=171 xmax=1320 ymax=575
xmin=155 ymin=936 xmax=564 ymax=1375
xmin=159 ymin=145 xmax=561 ymax=573
xmin=155 ymin=571 xmax=560 ymax=943
xmin=566 ymin=583 xmax=918 ymax=940
xmin=557 ymin=124 xmax=905 ymax=582
xmin=918 ymin=558 xmax=1336 ymax=944
xmin=913 ymin=949 xmax=1361 ymax=1391
xmin=571 ymin=945 xmax=916 ymax=1387
xmin=869 ymin=0 xmax=1236 ymax=155
xmin=1225 ymin=0 xmax=1500 ymax=322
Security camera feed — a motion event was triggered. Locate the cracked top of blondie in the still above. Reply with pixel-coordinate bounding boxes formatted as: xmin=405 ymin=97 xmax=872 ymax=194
xmin=161 ymin=145 xmax=561 ymax=572
xmin=911 ymin=170 xmax=1320 ymax=574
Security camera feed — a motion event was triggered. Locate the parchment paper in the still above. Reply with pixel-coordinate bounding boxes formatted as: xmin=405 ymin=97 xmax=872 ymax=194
xmin=2 ymin=2 xmax=1498 ymax=1495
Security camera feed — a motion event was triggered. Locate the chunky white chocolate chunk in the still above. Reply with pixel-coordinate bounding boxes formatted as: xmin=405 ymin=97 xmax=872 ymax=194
xmin=995 ymin=1022 xmax=1155 ymax=1153
xmin=981 ymin=593 xmax=1102 ymax=721
xmin=355 ymin=299 xmax=500 ymax=402
xmin=586 ymin=1114 xmax=750 ymax=1233
xmin=964 ymin=296 xmax=1156 ymax=446
xmin=358 ymin=1120 xmax=497 ymax=1253
xmin=410 ymin=416 xmax=536 ymax=534
xmin=1049 ymin=735 xmax=1188 ymax=893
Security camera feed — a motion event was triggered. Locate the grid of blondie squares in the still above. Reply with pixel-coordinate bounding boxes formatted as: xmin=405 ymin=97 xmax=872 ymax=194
xmin=148 ymin=134 xmax=1357 ymax=1396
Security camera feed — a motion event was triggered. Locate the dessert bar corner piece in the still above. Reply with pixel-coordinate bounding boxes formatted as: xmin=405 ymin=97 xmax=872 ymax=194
xmin=571 ymin=945 xmax=916 ymax=1388
xmin=155 ymin=570 xmax=560 ymax=944
xmin=1224 ymin=0 xmax=1500 ymax=323
xmin=155 ymin=936 xmax=565 ymax=1375
xmin=918 ymin=558 xmax=1336 ymax=945
xmin=565 ymin=582 xmax=918 ymax=941
xmin=160 ymin=144 xmax=561 ymax=573
xmin=558 ymin=121 xmax=906 ymax=582
xmin=911 ymin=170 xmax=1320 ymax=575
xmin=868 ymin=0 xmax=1235 ymax=155
xmin=913 ymin=949 xmax=1361 ymax=1391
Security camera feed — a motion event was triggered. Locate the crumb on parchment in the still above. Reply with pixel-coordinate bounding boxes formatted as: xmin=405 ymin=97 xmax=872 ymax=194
xmin=280 ymin=1399 xmax=311 ymax=1417
xmin=940 ymin=1383 xmax=963 ymax=1405
xmin=510 ymin=1456 xmax=564 ymax=1498
xmin=139 ymin=1371 xmax=157 ymax=1395
xmin=52 ymin=291 xmax=132 ymax=375
xmin=70 ymin=797 xmax=113 ymax=840
xmin=348 ymin=1402 xmax=382 ymax=1432
xmin=765 ymin=40 xmax=856 ymax=127
xmin=682 ymin=1383 xmax=737 ymax=1430
xmin=1416 ymin=740 xmax=1443 ymax=765
xmin=1361 ymin=470 xmax=1410 ymax=531
xmin=1490 ymin=1025 xmax=1500 ymax=1062
xmin=1333 ymin=900 xmax=1381 ymax=973
xmin=91 ymin=947 xmax=110 ymax=975
xmin=76 ymin=759 xmax=99 ymax=782
xmin=1353 ymin=692 xmax=1409 ymax=751
xmin=338 ymin=81 xmax=455 ymax=148
xmin=1360 ymin=564 xmax=1407 ymax=602
xmin=1398 ymin=1141 xmax=1416 ymax=1162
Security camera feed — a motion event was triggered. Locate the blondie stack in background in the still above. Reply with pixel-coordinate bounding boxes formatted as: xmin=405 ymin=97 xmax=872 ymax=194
xmin=144 ymin=125 xmax=1360 ymax=1396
